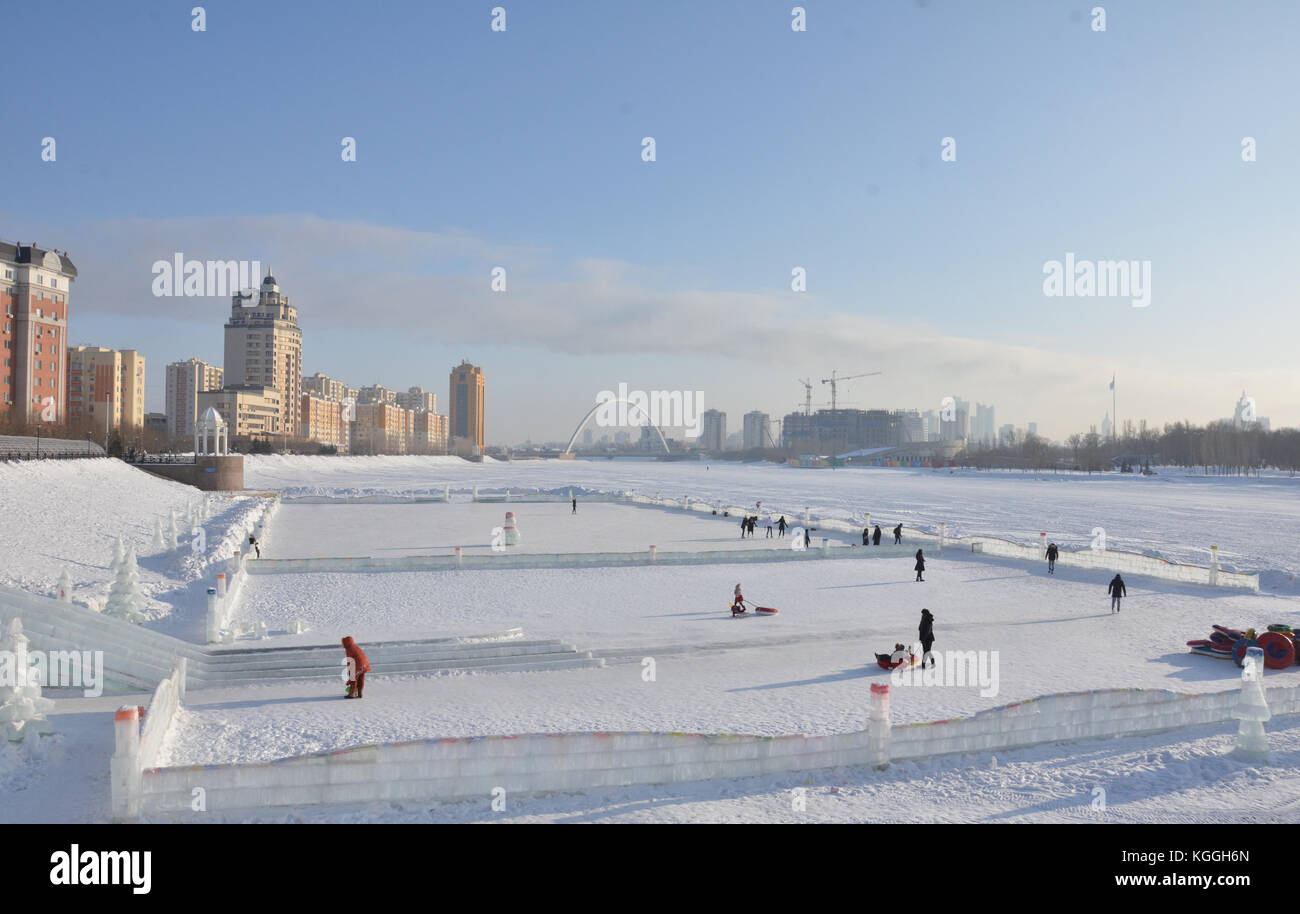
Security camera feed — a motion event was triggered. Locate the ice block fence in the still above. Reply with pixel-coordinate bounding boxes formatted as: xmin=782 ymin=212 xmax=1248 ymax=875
xmin=123 ymin=678 xmax=1300 ymax=820
xmin=206 ymin=496 xmax=280 ymax=642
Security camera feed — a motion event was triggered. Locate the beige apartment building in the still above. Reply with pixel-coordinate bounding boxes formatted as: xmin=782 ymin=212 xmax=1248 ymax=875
xmin=413 ymin=410 xmax=448 ymax=454
xmin=225 ymin=271 xmax=301 ymax=438
xmin=197 ymin=384 xmax=282 ymax=442
xmin=1 ymin=242 xmax=76 ymax=423
xmin=301 ymin=393 xmax=350 ymax=452
xmin=66 ymin=346 xmax=145 ymax=431
xmin=397 ymin=386 xmax=436 ymax=413
xmin=165 ymin=358 xmax=223 ymax=436
xmin=302 ymin=372 xmax=353 ymax=403
xmin=449 ymin=360 xmax=485 ymax=451
xmin=352 ymin=402 xmax=411 ymax=454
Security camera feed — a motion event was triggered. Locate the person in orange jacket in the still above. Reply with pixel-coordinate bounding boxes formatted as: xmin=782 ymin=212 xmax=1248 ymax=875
xmin=342 ymin=636 xmax=371 ymax=698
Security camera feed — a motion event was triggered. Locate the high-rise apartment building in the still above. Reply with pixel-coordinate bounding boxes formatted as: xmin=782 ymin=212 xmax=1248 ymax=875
xmin=66 ymin=347 xmax=145 ymax=431
xmin=742 ymin=411 xmax=772 ymax=449
xmin=1 ymin=242 xmax=76 ymax=422
xmin=165 ymin=358 xmax=223 ymax=436
xmin=448 ymin=361 xmax=485 ymax=450
xmin=224 ymin=271 xmax=301 ymax=439
xmin=301 ymin=393 xmax=350 ymax=452
xmin=700 ymin=409 xmax=726 ymax=452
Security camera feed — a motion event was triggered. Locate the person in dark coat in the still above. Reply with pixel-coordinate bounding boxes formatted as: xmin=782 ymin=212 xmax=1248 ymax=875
xmin=893 ymin=523 xmax=903 ymax=544
xmin=777 ymin=516 xmax=787 ymax=537
xmin=872 ymin=525 xmax=882 ymax=545
xmin=918 ymin=609 xmax=935 ymax=668
xmin=248 ymin=533 xmax=260 ymax=559
xmin=1108 ymin=574 xmax=1126 ymax=613
xmin=342 ymin=636 xmax=371 ymax=698
xmin=862 ymin=527 xmax=870 ymax=545
xmin=572 ymin=497 xmax=577 ymax=514
xmin=1045 ymin=542 xmax=1059 ymax=574
xmin=914 ymin=548 xmax=926 ymax=582
xmin=804 ymin=528 xmax=813 ymax=549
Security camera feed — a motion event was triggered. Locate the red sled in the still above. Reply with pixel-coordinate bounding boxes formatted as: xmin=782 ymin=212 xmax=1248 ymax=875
xmin=875 ymin=652 xmax=918 ymax=670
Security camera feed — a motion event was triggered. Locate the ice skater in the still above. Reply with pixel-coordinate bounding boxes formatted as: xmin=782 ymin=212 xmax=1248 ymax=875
xmin=1108 ymin=573 xmax=1126 ymax=613
xmin=918 ymin=609 xmax=935 ymax=668
xmin=777 ymin=516 xmax=787 ymax=537
xmin=342 ymin=636 xmax=371 ymax=699
xmin=766 ymin=519 xmax=774 ymax=538
xmin=1045 ymin=542 xmax=1058 ymax=574
xmin=893 ymin=523 xmax=903 ymax=544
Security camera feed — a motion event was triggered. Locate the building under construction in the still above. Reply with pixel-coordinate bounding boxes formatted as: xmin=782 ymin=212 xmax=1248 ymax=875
xmin=781 ymin=408 xmax=917 ymax=455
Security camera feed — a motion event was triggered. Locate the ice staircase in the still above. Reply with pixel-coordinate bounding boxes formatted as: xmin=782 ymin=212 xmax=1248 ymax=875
xmin=0 ymin=584 xmax=602 ymax=694
xmin=202 ymin=632 xmax=602 ymax=687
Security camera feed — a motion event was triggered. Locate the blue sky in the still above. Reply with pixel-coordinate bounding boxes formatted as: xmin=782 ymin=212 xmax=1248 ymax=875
xmin=3 ymin=0 xmax=1297 ymax=443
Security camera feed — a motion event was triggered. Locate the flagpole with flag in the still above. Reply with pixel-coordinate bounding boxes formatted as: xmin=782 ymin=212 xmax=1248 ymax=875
xmin=1109 ymin=373 xmax=1116 ymax=442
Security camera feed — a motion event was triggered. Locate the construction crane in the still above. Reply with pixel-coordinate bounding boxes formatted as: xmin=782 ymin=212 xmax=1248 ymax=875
xmin=821 ymin=370 xmax=882 ymax=412
xmin=798 ymin=379 xmax=814 ymax=416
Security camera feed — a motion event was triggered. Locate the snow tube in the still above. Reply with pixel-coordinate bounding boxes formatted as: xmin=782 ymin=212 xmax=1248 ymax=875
xmin=1233 ymin=638 xmax=1261 ymax=667
xmin=1213 ymin=624 xmax=1245 ymax=641
xmin=875 ymin=652 xmax=918 ymax=670
xmin=1256 ymin=631 xmax=1296 ymax=670
xmin=754 ymin=606 xmax=778 ymax=615
xmin=1267 ymin=624 xmax=1293 ymax=634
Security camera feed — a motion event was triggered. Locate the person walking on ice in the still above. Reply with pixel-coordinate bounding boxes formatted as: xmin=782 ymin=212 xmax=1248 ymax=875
xmin=862 ymin=526 xmax=870 ymax=546
xmin=572 ymin=497 xmax=577 ymax=514
xmin=1045 ymin=542 xmax=1058 ymax=574
xmin=766 ymin=518 xmax=774 ymax=538
xmin=1108 ymin=573 xmax=1126 ymax=613
xmin=914 ymin=548 xmax=926 ymax=582
xmin=873 ymin=525 xmax=882 ymax=545
xmin=893 ymin=523 xmax=903 ymax=544
xmin=777 ymin=516 xmax=787 ymax=537
xmin=918 ymin=608 xmax=936 ymax=668
xmin=248 ymin=533 xmax=260 ymax=559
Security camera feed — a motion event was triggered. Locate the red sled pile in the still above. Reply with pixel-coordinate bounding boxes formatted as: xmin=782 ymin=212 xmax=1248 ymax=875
xmin=1187 ymin=624 xmax=1298 ymax=669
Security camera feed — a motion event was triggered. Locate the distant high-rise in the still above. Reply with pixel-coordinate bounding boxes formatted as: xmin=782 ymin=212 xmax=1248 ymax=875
xmin=448 ymin=361 xmax=485 ymax=450
xmin=700 ymin=409 xmax=727 ymax=452
xmin=165 ymin=358 xmax=223 ymax=436
xmin=397 ymin=386 xmax=436 ymax=413
xmin=742 ymin=411 xmax=772 ymax=449
xmin=1 ymin=241 xmax=76 ymax=423
xmin=224 ymin=270 xmax=301 ymax=438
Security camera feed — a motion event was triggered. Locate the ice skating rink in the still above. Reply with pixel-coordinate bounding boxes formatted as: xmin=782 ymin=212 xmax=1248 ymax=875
xmin=263 ymin=500 xmax=842 ymax=558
